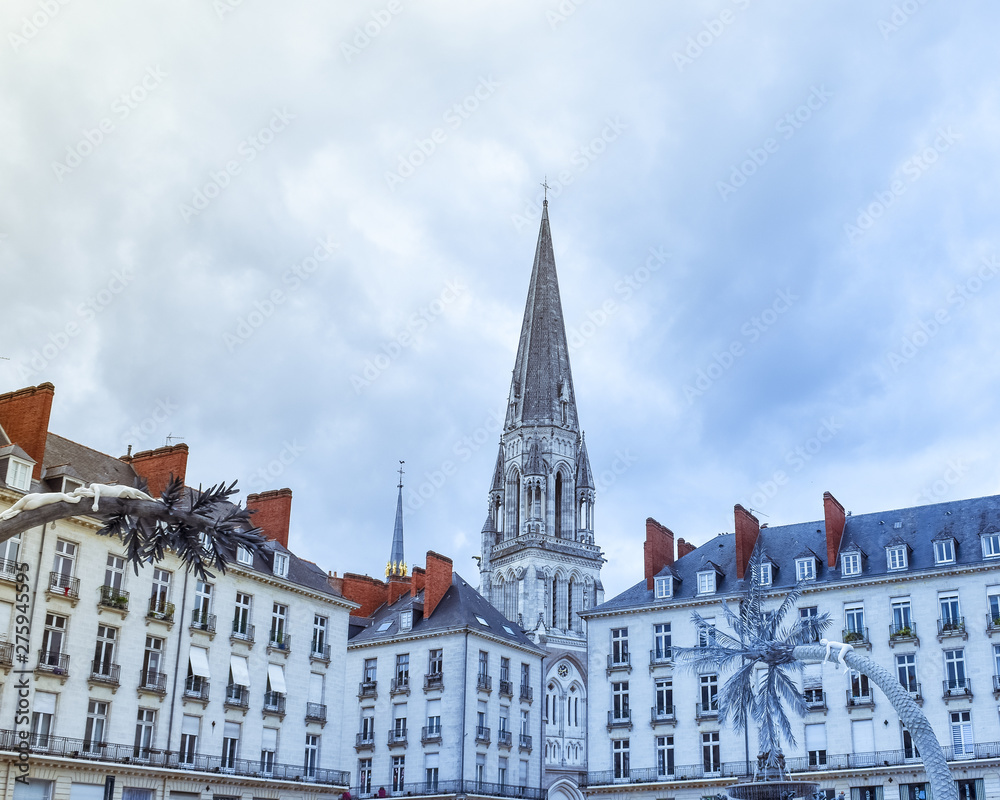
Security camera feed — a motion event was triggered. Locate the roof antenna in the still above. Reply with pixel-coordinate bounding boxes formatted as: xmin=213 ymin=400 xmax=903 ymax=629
xmin=165 ymin=434 xmax=185 ymax=446
xmin=747 ymin=508 xmax=770 ymax=518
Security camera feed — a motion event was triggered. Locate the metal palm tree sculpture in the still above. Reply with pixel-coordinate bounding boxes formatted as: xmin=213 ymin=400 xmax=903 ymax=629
xmin=676 ymin=550 xmax=956 ymax=800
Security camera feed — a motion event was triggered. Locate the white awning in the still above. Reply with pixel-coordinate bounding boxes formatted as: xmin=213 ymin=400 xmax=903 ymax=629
xmin=261 ymin=728 xmax=277 ymax=751
xmin=230 ymin=655 xmax=250 ymax=687
xmin=181 ymin=715 xmax=200 ymax=735
xmin=33 ymin=691 xmax=56 ymax=715
xmin=188 ymin=647 xmax=210 ymax=678
xmin=267 ymin=663 xmax=287 ymax=694
xmin=223 ymin=721 xmax=241 ymax=740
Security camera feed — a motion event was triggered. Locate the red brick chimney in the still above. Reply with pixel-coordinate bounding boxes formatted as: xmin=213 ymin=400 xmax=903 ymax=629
xmin=246 ymin=488 xmax=292 ymax=549
xmin=411 ymin=565 xmax=426 ymax=598
xmin=341 ymin=573 xmax=389 ymax=618
xmin=677 ymin=538 xmax=696 ymax=558
xmin=824 ymin=491 xmax=846 ymax=567
xmin=388 ymin=575 xmax=412 ymax=606
xmin=0 ymin=382 xmax=54 ymax=480
xmin=644 ymin=517 xmax=675 ymax=590
xmin=424 ymin=551 xmax=453 ymax=618
xmin=735 ymin=504 xmax=760 ymax=580
xmin=127 ymin=444 xmax=188 ymax=498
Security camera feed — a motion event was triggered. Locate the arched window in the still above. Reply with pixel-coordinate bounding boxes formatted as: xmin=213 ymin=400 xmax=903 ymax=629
xmin=551 ymin=576 xmax=558 ymax=628
xmin=555 ymin=472 xmax=563 ymax=537
xmin=567 ymin=578 xmax=575 ymax=626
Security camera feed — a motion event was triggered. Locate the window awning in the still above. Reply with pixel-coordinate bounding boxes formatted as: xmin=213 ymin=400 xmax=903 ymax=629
xmin=230 ymin=655 xmax=250 ymax=687
xmin=33 ymin=691 xmax=56 ymax=715
xmin=267 ymin=663 xmax=287 ymax=694
xmin=188 ymin=647 xmax=210 ymax=678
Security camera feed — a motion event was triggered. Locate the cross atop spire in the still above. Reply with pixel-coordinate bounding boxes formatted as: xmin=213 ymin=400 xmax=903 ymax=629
xmin=540 ymin=176 xmax=550 ymax=205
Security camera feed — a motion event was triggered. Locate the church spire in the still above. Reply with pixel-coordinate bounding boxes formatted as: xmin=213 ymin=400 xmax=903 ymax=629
xmin=386 ymin=461 xmax=407 ymax=578
xmin=505 ymin=201 xmax=579 ymax=432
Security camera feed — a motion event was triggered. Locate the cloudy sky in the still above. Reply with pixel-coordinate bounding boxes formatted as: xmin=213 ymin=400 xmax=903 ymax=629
xmin=3 ymin=1 xmax=999 ymax=600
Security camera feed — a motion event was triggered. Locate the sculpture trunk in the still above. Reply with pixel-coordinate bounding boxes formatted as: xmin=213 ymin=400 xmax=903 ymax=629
xmin=793 ymin=644 xmax=956 ymax=800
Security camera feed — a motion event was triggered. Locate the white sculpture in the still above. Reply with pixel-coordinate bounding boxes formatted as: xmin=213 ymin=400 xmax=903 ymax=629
xmin=70 ymin=483 xmax=156 ymax=511
xmin=0 ymin=491 xmax=82 ymax=520
xmin=819 ymin=637 xmax=854 ymax=671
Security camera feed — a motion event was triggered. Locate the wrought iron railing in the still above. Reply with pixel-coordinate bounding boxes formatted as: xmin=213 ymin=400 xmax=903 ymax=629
xmin=0 ymin=642 xmax=13 ymax=667
xmin=889 ymin=621 xmax=917 ymax=641
xmin=650 ymin=648 xmax=673 ymax=666
xmin=475 ymin=725 xmax=491 ymax=743
xmin=48 ymin=572 xmax=79 ymax=598
xmin=518 ymin=734 xmax=532 ymax=751
xmin=310 ymin=642 xmax=331 ymax=661
xmin=498 ymin=730 xmax=512 ymax=747
xmin=231 ymin=620 xmax=255 ymax=643
xmin=139 ymin=669 xmax=167 ymax=694
xmin=225 ymin=684 xmax=250 ymax=709
xmin=268 ymin=632 xmax=291 ymax=651
xmin=607 ymin=709 xmax=631 ymax=728
xmin=842 ymin=626 xmax=869 ymax=646
xmin=263 ymin=691 xmax=286 ymax=715
xmin=147 ymin=598 xmax=175 ymax=622
xmin=425 ymin=672 xmax=444 ymax=690
xmin=519 ymin=684 xmax=533 ymax=702
xmin=943 ymin=677 xmax=972 ymax=696
xmin=190 ymin=610 xmax=215 ymax=632
xmin=0 ymin=558 xmax=21 ymax=582
xmin=650 ymin=705 xmax=676 ymax=723
xmin=0 ymin=728 xmax=348 ymax=786
xmin=477 ymin=674 xmax=493 ymax=692
xmin=183 ymin=675 xmax=209 ymax=701
xmin=37 ymin=650 xmax=69 ymax=674
xmin=390 ymin=676 xmax=410 ymax=694
xmin=356 ymin=732 xmax=376 ymax=749
xmin=99 ymin=585 xmax=130 ymax=611
xmin=359 ymin=680 xmax=377 ymax=698
xmin=499 ymin=679 xmax=514 ymax=697
xmin=306 ymin=702 xmax=327 ymax=722
xmin=422 ymin=725 xmax=442 ymax=743
xmin=939 ymin=617 xmax=967 ymax=637
xmin=350 ymin=780 xmax=543 ymax=800
xmin=90 ymin=660 xmax=120 ymax=686
xmin=387 ymin=729 xmax=407 ymax=747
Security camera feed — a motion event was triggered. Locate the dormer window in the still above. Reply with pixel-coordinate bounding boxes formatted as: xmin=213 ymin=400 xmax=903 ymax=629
xmin=400 ymin=610 xmax=412 ymax=632
xmin=6 ymin=458 xmax=30 ymax=492
xmin=273 ymin=553 xmax=289 ymax=578
xmin=758 ymin=562 xmax=772 ymax=586
xmin=796 ymin=558 xmax=816 ymax=582
xmin=236 ymin=546 xmax=254 ymax=566
xmin=654 ymin=576 xmax=673 ymax=599
xmin=841 ymin=552 xmax=862 ymax=576
xmin=934 ymin=538 xmax=955 ymax=565
xmin=697 ymin=571 xmax=716 ymax=595
xmin=886 ymin=545 xmax=908 ymax=571
xmin=983 ymin=532 xmax=1000 ymax=559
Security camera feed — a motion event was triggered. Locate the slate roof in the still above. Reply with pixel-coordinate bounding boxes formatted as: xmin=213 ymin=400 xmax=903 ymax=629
xmin=348 ymin=570 xmax=543 ymax=654
xmin=588 ymin=493 xmax=1000 ymax=615
xmin=504 ymin=202 xmax=580 ymax=432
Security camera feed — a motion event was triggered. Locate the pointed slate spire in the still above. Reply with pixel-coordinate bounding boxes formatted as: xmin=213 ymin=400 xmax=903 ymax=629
xmin=490 ymin=443 xmax=505 ymax=493
xmin=524 ymin=438 xmax=544 ymax=476
xmin=505 ymin=201 xmax=579 ymax=432
xmin=387 ymin=462 xmax=407 ymax=578
xmin=576 ymin=433 xmax=595 ymax=489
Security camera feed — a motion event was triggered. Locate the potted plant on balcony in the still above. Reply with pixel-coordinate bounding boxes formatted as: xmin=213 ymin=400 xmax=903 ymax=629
xmin=891 ymin=626 xmax=912 ymax=639
xmin=844 ymin=630 xmax=864 ymax=643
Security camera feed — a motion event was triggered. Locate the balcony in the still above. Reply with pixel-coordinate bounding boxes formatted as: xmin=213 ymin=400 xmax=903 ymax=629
xmin=518 ymin=734 xmax=532 ymax=752
xmin=48 ymin=572 xmax=79 ymax=602
xmin=606 ymin=653 xmax=632 ymax=675
xmin=422 ymin=725 xmax=442 ymax=744
xmin=938 ymin=617 xmax=968 ymax=641
xmin=0 ymin=557 xmax=22 ymax=583
xmin=842 ymin=627 xmax=870 ymax=649
xmin=190 ymin=610 xmax=216 ymax=634
xmin=0 ymin=729 xmax=350 ymax=787
xmin=98 ymin=585 xmax=130 ymax=614
xmin=475 ymin=725 xmax=491 ymax=744
xmin=147 ymin=599 xmax=175 ymax=624
xmin=695 ymin=700 xmax=719 ymax=720
xmin=650 ymin=705 xmax=676 ymax=726
xmin=888 ymin=622 xmax=919 ymax=647
xmin=310 ymin=642 xmax=331 ymax=663
xmin=387 ymin=729 xmax=408 ymax=748
xmin=477 ymin=674 xmax=493 ymax=693
xmin=267 ymin=632 xmax=291 ymax=654
xmin=306 ymin=702 xmax=327 ymax=723
xmin=231 ymin=620 xmax=255 ymax=645
xmin=391 ymin=676 xmax=410 ymax=696
xmin=993 ymin=676 xmax=1000 ymax=699
xmin=499 ymin=679 xmax=514 ymax=697
xmin=424 ymin=672 xmax=444 ymax=691
xmin=0 ymin=642 xmax=13 ymax=668
xmin=36 ymin=650 xmax=69 ymax=678
xmin=943 ymin=678 xmax=972 ymax=701
xmin=519 ymin=684 xmax=533 ymax=703
xmin=803 ymin=689 xmax=827 ymax=712
xmin=607 ymin=710 xmax=632 ymax=730
xmin=846 ymin=690 xmax=874 ymax=710
xmin=904 ymin=682 xmax=923 ymax=704
xmin=497 ymin=730 xmax=512 ymax=748
xmin=138 ymin=668 xmax=167 ymax=695
xmin=225 ymin=684 xmax=249 ymax=711
xmin=356 ymin=732 xmax=376 ymax=750
xmin=88 ymin=660 xmax=120 ymax=688
xmin=263 ymin=691 xmax=286 ymax=716
xmin=649 ymin=648 xmax=673 ymax=670
xmin=359 ymin=680 xmax=377 ymax=699
xmin=183 ymin=675 xmax=210 ymax=703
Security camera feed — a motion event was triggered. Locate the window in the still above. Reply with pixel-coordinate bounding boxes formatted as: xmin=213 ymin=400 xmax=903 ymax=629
xmin=896 ymin=653 xmax=917 ymax=693
xmin=841 ymin=552 xmax=861 ymax=576
xmin=261 ymin=728 xmax=278 ymax=775
xmin=6 ymin=458 xmax=31 ymax=491
xmin=758 ymin=562 xmax=772 ymax=585
xmin=702 ymin=731 xmax=720 ymax=773
xmin=520 ymin=709 xmax=529 ymax=736
xmin=428 ymin=648 xmax=443 ymax=675
xmin=134 ymin=708 xmax=155 ymax=759
xmin=653 ymin=623 xmax=672 ymax=661
xmin=478 ymin=650 xmax=489 ymax=679
xmin=699 ymin=674 xmax=718 ymax=712
xmin=655 ymin=735 xmax=674 ymax=777
xmin=393 ymin=704 xmax=407 ymax=737
xmin=519 ymin=759 xmax=528 ymax=788
xmin=400 ymin=610 xmax=412 ymax=631
xmin=426 ymin=698 xmax=441 ymax=735
xmin=845 ymin=606 xmax=865 ymax=641
xmin=799 ymin=606 xmax=819 ymax=642
xmin=149 ymin=568 xmax=170 ymax=614
xmin=891 ymin=599 xmax=912 ymax=634
xmin=222 ymin=721 xmax=240 ymax=769
xmin=697 ymin=570 xmax=716 ymax=594
xmin=30 ymin=691 xmax=56 ymax=747
xmin=902 ymin=727 xmax=919 ymax=760
xmin=273 ymin=552 xmax=289 ymax=578
xmin=611 ymin=628 xmax=628 ymax=664
xmin=849 ymin=670 xmax=870 ymax=701
xmin=654 ymin=678 xmax=673 ymax=716
xmin=498 ymin=756 xmax=508 ymax=789
xmin=697 ymin=618 xmax=716 ymax=648
xmin=396 ymin=653 xmax=410 ymax=686
xmin=233 ymin=592 xmax=252 ymax=637
xmin=994 ymin=643 xmax=1000 ymax=677
xmin=612 ymin=739 xmax=630 ymax=780
xmin=236 ymin=545 xmax=253 ymax=566
xmin=364 ymin=657 xmax=377 ymax=682
xmin=852 ymin=719 xmax=875 ymax=756
xmin=358 ymin=758 xmax=373 ymax=795
xmin=93 ymin=624 xmax=117 ymax=677
xmin=951 ymin=710 xmax=973 ymax=756
xmin=476 ymin=753 xmax=486 ymax=788
xmin=934 ymin=538 xmax=955 ymax=564
xmin=796 ymin=557 xmax=816 ymax=582
xmin=983 ymin=532 xmax=1000 ymax=559
xmin=425 ymin=753 xmax=440 ymax=791
xmin=193 ymin=580 xmax=212 ymax=624
xmin=40 ymin=613 xmax=66 ymax=666
xmin=391 ymin=755 xmax=405 ymax=792
xmin=52 ymin=539 xmax=77 ymax=587
xmin=104 ymin=554 xmax=126 ymax=592
xmin=805 ymin=722 xmax=826 ymax=766
xmin=270 ymin=603 xmax=287 ymax=647
xmin=887 ymin=545 xmax=908 ymax=571
xmin=179 ymin=715 xmax=199 ymax=764
xmin=500 ymin=656 xmax=510 ymax=681
xmin=0 ymin=531 xmax=20 ymax=565
xmin=945 ymin=649 xmax=967 ymax=691
xmin=989 ymin=592 xmax=1000 ymax=626
xmin=612 ymin=681 xmax=629 ymax=721
xmin=654 ymin=576 xmax=672 ymax=599
xmin=304 ymin=734 xmax=320 ymax=778
xmin=940 ymin=593 xmax=961 ymax=626
xmin=312 ymin=615 xmax=328 ymax=656
xmin=84 ymin=700 xmax=108 ymax=753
